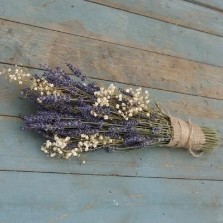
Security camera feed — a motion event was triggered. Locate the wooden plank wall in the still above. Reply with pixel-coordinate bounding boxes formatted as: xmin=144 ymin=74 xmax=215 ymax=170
xmin=185 ymin=0 xmax=223 ymax=11
xmin=0 ymin=0 xmax=223 ymax=222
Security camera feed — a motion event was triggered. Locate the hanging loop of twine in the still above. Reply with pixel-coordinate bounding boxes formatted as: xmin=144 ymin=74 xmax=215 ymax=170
xmin=167 ymin=117 xmax=206 ymax=157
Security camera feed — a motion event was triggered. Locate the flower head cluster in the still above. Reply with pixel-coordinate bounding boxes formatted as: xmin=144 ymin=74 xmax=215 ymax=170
xmin=77 ymin=133 xmax=113 ymax=152
xmin=0 ymin=66 xmax=62 ymax=105
xmin=92 ymin=84 xmax=116 ymax=120
xmin=0 ymin=66 xmax=31 ymax=85
xmin=115 ymin=87 xmax=150 ymax=120
xmin=41 ymin=135 xmax=76 ymax=159
xmin=31 ymin=77 xmax=61 ymax=97
xmin=94 ymin=84 xmax=116 ymax=107
xmin=40 ymin=133 xmax=115 ymax=160
xmin=92 ymin=84 xmax=150 ymax=120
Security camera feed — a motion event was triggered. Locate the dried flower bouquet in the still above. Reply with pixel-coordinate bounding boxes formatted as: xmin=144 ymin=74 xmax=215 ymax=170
xmin=1 ymin=64 xmax=218 ymax=161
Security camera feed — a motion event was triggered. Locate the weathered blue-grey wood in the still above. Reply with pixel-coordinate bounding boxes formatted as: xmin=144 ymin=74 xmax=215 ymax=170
xmin=0 ymin=74 xmax=222 ymax=180
xmin=186 ymin=0 xmax=223 ymax=11
xmin=1 ymin=171 xmax=223 ymax=223
xmin=0 ymin=0 xmax=223 ymax=66
xmin=0 ymin=0 xmax=223 ymax=221
xmin=88 ymin=0 xmax=223 ymax=36
xmin=1 ymin=21 xmax=223 ymax=99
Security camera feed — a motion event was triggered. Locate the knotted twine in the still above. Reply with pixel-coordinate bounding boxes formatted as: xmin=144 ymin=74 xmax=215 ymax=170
xmin=167 ymin=117 xmax=206 ymax=157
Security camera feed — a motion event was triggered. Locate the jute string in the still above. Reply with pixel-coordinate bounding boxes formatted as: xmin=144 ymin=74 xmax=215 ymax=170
xmin=167 ymin=117 xmax=206 ymax=157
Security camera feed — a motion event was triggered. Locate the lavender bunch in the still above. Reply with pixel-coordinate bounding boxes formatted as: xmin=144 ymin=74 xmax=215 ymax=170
xmin=1 ymin=64 xmax=218 ymax=160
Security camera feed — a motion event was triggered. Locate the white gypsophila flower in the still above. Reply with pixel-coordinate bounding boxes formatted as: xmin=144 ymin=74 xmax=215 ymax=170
xmin=40 ymin=135 xmax=74 ymax=159
xmin=31 ymin=77 xmax=62 ymax=99
xmin=93 ymin=84 xmax=116 ymax=108
xmin=92 ymin=84 xmax=150 ymax=120
xmin=104 ymin=115 xmax=109 ymax=120
xmin=1 ymin=66 xmax=62 ymax=103
xmin=1 ymin=66 xmax=31 ymax=85
xmin=75 ymin=133 xmax=114 ymax=155
xmin=41 ymin=133 xmax=117 ymax=159
xmin=114 ymin=87 xmax=150 ymax=120
xmin=92 ymin=84 xmax=117 ymax=117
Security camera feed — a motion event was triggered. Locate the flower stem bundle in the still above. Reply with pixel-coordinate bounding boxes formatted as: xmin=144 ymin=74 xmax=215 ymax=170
xmin=0 ymin=64 xmax=218 ymax=160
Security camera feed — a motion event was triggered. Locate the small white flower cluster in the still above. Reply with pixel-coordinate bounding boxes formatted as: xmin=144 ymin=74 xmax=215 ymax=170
xmin=92 ymin=84 xmax=117 ymax=120
xmin=94 ymin=84 xmax=116 ymax=107
xmin=115 ymin=88 xmax=150 ymax=120
xmin=41 ymin=134 xmax=114 ymax=160
xmin=92 ymin=84 xmax=151 ymax=120
xmin=0 ymin=67 xmax=31 ymax=85
xmin=41 ymin=135 xmax=76 ymax=159
xmin=0 ymin=66 xmax=62 ymax=104
xmin=31 ymin=77 xmax=62 ymax=103
xmin=76 ymin=133 xmax=113 ymax=152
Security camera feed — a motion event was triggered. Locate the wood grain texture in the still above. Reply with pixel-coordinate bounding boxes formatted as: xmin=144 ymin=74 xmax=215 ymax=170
xmin=88 ymin=0 xmax=223 ymax=37
xmin=1 ymin=171 xmax=223 ymax=223
xmin=0 ymin=68 xmax=222 ymax=180
xmin=0 ymin=0 xmax=223 ymax=66
xmin=1 ymin=0 xmax=223 ymax=221
xmin=185 ymin=0 xmax=223 ymax=11
xmin=1 ymin=21 xmax=223 ymax=100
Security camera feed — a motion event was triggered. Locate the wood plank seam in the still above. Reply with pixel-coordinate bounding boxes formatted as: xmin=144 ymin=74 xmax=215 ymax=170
xmin=0 ymin=3 xmax=223 ymax=67
xmin=1 ymin=62 xmax=223 ymax=101
xmin=1 ymin=19 xmax=223 ymax=100
xmin=0 ymin=16 xmax=220 ymax=69
xmin=1 ymin=168 xmax=223 ymax=182
xmin=1 ymin=171 xmax=223 ymax=223
xmin=183 ymin=0 xmax=223 ymax=12
xmin=86 ymin=0 xmax=223 ymax=37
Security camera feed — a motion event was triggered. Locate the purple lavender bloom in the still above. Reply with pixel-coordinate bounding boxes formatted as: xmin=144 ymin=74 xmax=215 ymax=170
xmin=21 ymin=108 xmax=103 ymax=139
xmin=32 ymin=95 xmax=74 ymax=114
xmin=21 ymin=88 xmax=39 ymax=104
xmin=21 ymin=111 xmax=61 ymax=124
xmin=86 ymin=81 xmax=100 ymax=92
xmin=39 ymin=95 xmax=71 ymax=104
xmin=67 ymin=63 xmax=86 ymax=81
xmin=45 ymin=103 xmax=74 ymax=114
xmin=104 ymin=127 xmax=120 ymax=139
xmin=122 ymin=119 xmax=139 ymax=128
xmin=123 ymin=134 xmax=151 ymax=147
xmin=93 ymin=106 xmax=111 ymax=116
xmin=41 ymin=64 xmax=99 ymax=96
xmin=57 ymin=128 xmax=98 ymax=137
xmin=75 ymin=81 xmax=96 ymax=95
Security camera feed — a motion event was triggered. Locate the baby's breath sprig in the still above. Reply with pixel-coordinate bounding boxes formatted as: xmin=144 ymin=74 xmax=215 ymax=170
xmin=0 ymin=65 xmax=62 ymax=104
xmin=0 ymin=66 xmax=31 ymax=85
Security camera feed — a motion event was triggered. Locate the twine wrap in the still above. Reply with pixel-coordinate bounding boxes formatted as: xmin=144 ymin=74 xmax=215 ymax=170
xmin=167 ymin=117 xmax=206 ymax=157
